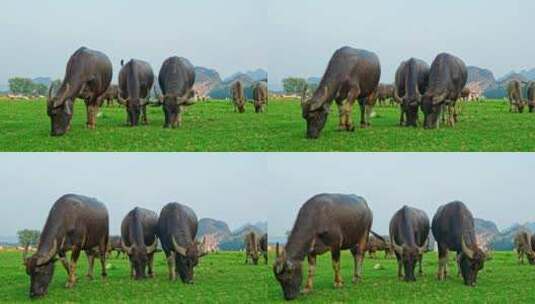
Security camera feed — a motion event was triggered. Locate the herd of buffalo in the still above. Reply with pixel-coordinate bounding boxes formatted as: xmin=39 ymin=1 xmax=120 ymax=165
xmin=46 ymin=47 xmax=268 ymax=136
xmin=274 ymin=195 xmax=488 ymax=300
xmin=44 ymin=46 xmax=533 ymax=139
xmin=22 ymin=194 xmax=267 ymax=299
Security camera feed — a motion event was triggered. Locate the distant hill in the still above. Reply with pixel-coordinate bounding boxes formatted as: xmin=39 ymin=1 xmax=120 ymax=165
xmin=467 ymin=66 xmax=497 ymax=92
xmin=196 ymin=218 xmax=267 ymax=251
xmin=197 ymin=218 xmax=232 ymax=241
xmin=219 ymin=221 xmax=267 ymax=251
xmin=209 ymin=72 xmax=256 ymax=99
xmin=499 ymin=69 xmax=535 ymax=82
xmin=194 ymin=67 xmax=222 ymax=97
xmin=224 ymin=69 xmax=267 ymax=83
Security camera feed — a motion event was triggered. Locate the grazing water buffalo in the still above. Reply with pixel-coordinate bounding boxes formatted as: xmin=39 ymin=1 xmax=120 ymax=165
xmin=432 ymin=201 xmax=486 ymax=286
xmin=253 ymin=81 xmax=268 ymax=113
xmin=24 ymin=194 xmax=109 ymax=298
xmin=376 ymin=84 xmax=395 ymax=106
xmin=301 ymin=46 xmax=381 ymax=139
xmin=421 ymin=53 xmax=467 ymax=129
xmin=157 ymin=202 xmax=205 ymax=283
xmin=367 ymin=234 xmax=393 ymax=259
xmin=389 ymin=205 xmax=430 ymax=282
xmin=118 ymin=59 xmax=155 ymax=126
xmin=513 ymin=230 xmax=535 ymax=264
xmin=108 ymin=235 xmax=125 ymax=258
xmin=157 ymin=57 xmax=196 ymax=128
xmin=274 ymin=193 xmax=373 ymax=300
xmin=102 ymin=85 xmax=119 ymax=107
xmin=527 ymin=81 xmax=535 ymax=113
xmin=460 ymin=87 xmax=471 ymax=101
xmin=260 ymin=233 xmax=268 ymax=264
xmin=47 ymin=47 xmax=112 ymax=136
xmin=244 ymin=231 xmax=260 ymax=265
xmin=120 ymin=207 xmax=159 ymax=279
xmin=231 ymin=81 xmax=246 ymax=113
xmin=507 ymin=80 xmax=526 ymax=113
xmin=394 ymin=58 xmax=430 ymax=127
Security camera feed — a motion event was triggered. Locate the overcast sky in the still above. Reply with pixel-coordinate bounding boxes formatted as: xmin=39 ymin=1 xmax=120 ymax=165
xmin=0 ymin=0 xmax=267 ymax=86
xmin=0 ymin=153 xmax=533 ymax=238
xmin=267 ymin=0 xmax=535 ymax=89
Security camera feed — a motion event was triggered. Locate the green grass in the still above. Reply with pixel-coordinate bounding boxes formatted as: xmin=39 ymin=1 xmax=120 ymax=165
xmin=0 ymin=250 xmax=269 ymax=303
xmin=0 ymin=98 xmax=534 ymax=151
xmin=2 ymin=251 xmax=534 ymax=303
xmin=266 ymin=251 xmax=535 ymax=303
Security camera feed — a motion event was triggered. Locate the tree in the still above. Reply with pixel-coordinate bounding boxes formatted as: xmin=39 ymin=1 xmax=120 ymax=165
xmin=17 ymin=229 xmax=40 ymax=251
xmin=8 ymin=78 xmax=34 ymax=95
xmin=282 ymin=77 xmax=307 ymax=95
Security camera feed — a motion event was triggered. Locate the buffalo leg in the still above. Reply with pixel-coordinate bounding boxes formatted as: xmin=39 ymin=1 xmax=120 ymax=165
xmin=244 ymin=250 xmax=249 ymax=264
xmin=148 ymin=253 xmax=155 ymax=278
xmin=352 ymin=234 xmax=367 ymax=283
xmin=66 ymin=248 xmax=81 ymax=288
xmin=399 ymin=104 xmax=405 ymax=126
xmin=58 ymin=251 xmax=70 ymax=274
xmin=142 ymin=105 xmax=148 ymax=125
xmin=359 ymin=99 xmax=367 ymax=128
xmin=99 ymin=242 xmax=108 ymax=278
xmin=336 ymin=101 xmax=348 ymax=131
xmin=437 ymin=246 xmax=448 ymax=281
xmin=167 ymin=252 xmax=176 ymax=281
xmin=331 ymin=249 xmax=343 ymax=288
xmin=418 ymin=254 xmax=423 ymax=275
xmin=86 ymin=251 xmax=95 ymax=280
xmin=396 ymin=252 xmax=403 ymax=279
xmin=303 ymin=254 xmax=316 ymax=294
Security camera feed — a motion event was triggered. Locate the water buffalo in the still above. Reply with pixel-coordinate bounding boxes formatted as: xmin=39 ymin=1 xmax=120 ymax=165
xmin=367 ymin=234 xmax=393 ymax=259
xmin=157 ymin=202 xmax=205 ymax=283
xmin=24 ymin=194 xmax=109 ymax=298
xmin=47 ymin=47 xmax=112 ymax=136
xmin=253 ymin=81 xmax=268 ymax=113
xmin=273 ymin=193 xmax=373 ymax=300
xmin=118 ymin=59 xmax=155 ymax=126
xmin=108 ymin=235 xmax=125 ymax=258
xmin=260 ymin=233 xmax=268 ymax=264
xmin=513 ymin=230 xmax=535 ymax=264
xmin=376 ymin=83 xmax=395 ymax=106
xmin=421 ymin=53 xmax=467 ymax=129
xmin=244 ymin=231 xmax=260 ymax=265
xmin=432 ymin=201 xmax=486 ymax=286
xmin=389 ymin=205 xmax=430 ymax=282
xmin=460 ymin=87 xmax=471 ymax=101
xmin=120 ymin=207 xmax=158 ymax=279
xmin=157 ymin=57 xmax=196 ymax=128
xmin=507 ymin=80 xmax=526 ymax=113
xmin=394 ymin=58 xmax=430 ymax=127
xmin=102 ymin=85 xmax=119 ymax=107
xmin=301 ymin=46 xmax=381 ymax=139
xmin=231 ymin=80 xmax=246 ymax=113
xmin=527 ymin=81 xmax=535 ymax=113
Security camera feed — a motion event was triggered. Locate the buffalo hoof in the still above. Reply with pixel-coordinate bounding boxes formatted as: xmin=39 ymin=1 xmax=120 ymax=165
xmin=302 ymin=287 xmax=313 ymax=294
xmin=352 ymin=277 xmax=361 ymax=284
xmin=65 ymin=281 xmax=75 ymax=289
xmin=333 ymin=281 xmax=344 ymax=288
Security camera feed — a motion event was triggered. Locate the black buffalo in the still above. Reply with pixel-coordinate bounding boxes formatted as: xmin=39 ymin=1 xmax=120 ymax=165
xmin=513 ymin=230 xmax=535 ymax=264
xmin=432 ymin=201 xmax=487 ymax=286
xmin=47 ymin=47 xmax=112 ymax=136
xmin=274 ymin=193 xmax=373 ymax=300
xmin=507 ymin=80 xmax=526 ymax=113
xmin=259 ymin=233 xmax=268 ymax=264
xmin=157 ymin=202 xmax=205 ymax=283
xmin=527 ymin=81 xmax=535 ymax=113
xmin=389 ymin=205 xmax=430 ymax=281
xmin=421 ymin=53 xmax=467 ymax=129
xmin=24 ymin=194 xmax=109 ymax=298
xmin=118 ymin=59 xmax=155 ymax=126
xmin=102 ymin=85 xmax=119 ymax=107
xmin=120 ymin=207 xmax=158 ymax=280
xmin=231 ymin=81 xmax=247 ymax=113
xmin=157 ymin=57 xmax=196 ymax=128
xmin=301 ymin=46 xmax=381 ymax=139
xmin=394 ymin=58 xmax=430 ymax=127
xmin=253 ymin=81 xmax=268 ymax=113
xmin=108 ymin=235 xmax=125 ymax=258
xmin=244 ymin=231 xmax=259 ymax=265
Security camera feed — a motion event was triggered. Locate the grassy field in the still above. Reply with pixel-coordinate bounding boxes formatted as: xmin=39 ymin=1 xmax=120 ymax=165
xmin=2 ymin=250 xmax=533 ymax=303
xmin=266 ymin=251 xmax=535 ymax=303
xmin=0 ymin=98 xmax=534 ymax=151
xmin=0 ymin=250 xmax=269 ymax=303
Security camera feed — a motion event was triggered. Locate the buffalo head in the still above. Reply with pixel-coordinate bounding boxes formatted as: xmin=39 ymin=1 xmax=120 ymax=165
xmin=24 ymin=240 xmax=57 ymax=298
xmin=172 ymin=237 xmax=205 ymax=283
xmin=161 ymin=91 xmax=194 ymax=128
xmin=273 ymin=243 xmax=302 ymax=300
xmin=391 ymin=239 xmax=426 ymax=282
xmin=122 ymin=238 xmax=157 ymax=280
xmin=47 ymin=84 xmax=74 ymax=136
xmin=301 ymin=86 xmax=329 ymax=139
xmin=421 ymin=92 xmax=446 ymax=129
xmin=459 ymin=236 xmax=486 ymax=287
xmin=118 ymin=94 xmax=148 ymax=127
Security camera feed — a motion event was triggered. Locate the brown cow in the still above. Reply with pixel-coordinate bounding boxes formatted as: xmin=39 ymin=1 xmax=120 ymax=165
xmin=244 ymin=231 xmax=260 ymax=265
xmin=514 ymin=230 xmax=535 ymax=264
xmin=507 ymin=80 xmax=525 ymax=113
xmin=231 ymin=81 xmax=246 ymax=113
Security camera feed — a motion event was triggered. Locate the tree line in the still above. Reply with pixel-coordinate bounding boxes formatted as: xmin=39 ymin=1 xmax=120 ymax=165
xmin=8 ymin=78 xmax=60 ymax=96
xmin=281 ymin=77 xmax=318 ymax=95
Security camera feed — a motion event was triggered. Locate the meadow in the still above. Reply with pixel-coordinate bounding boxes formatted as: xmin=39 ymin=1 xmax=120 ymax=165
xmin=266 ymin=251 xmax=535 ymax=303
xmin=0 ymin=98 xmax=534 ymax=152
xmin=0 ymin=250 xmax=269 ymax=303
xmin=3 ymin=250 xmax=533 ymax=303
